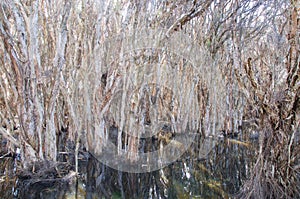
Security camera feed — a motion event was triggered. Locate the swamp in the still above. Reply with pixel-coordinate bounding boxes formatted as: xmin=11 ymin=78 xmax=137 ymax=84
xmin=0 ymin=0 xmax=299 ymax=198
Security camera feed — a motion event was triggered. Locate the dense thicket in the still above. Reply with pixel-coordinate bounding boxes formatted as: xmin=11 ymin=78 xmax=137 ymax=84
xmin=0 ymin=0 xmax=299 ymax=198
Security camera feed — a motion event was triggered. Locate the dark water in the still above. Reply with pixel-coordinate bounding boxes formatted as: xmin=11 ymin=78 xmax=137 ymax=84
xmin=1 ymin=135 xmax=258 ymax=199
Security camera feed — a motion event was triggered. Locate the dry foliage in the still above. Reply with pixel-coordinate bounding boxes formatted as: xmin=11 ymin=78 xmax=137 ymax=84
xmin=0 ymin=0 xmax=299 ymax=197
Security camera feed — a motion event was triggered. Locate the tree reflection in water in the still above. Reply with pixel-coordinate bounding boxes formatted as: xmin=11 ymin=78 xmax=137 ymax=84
xmin=1 ymin=134 xmax=257 ymax=198
xmin=82 ymin=135 xmax=257 ymax=199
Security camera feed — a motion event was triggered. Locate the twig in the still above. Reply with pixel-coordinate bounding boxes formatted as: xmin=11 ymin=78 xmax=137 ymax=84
xmin=166 ymin=0 xmax=214 ymax=37
xmin=0 ymin=152 xmax=12 ymax=159
xmin=0 ymin=127 xmax=20 ymax=147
